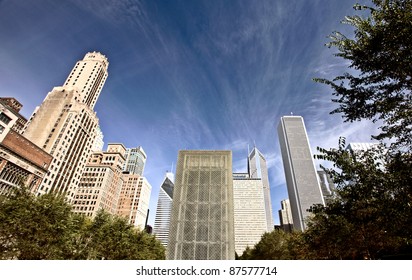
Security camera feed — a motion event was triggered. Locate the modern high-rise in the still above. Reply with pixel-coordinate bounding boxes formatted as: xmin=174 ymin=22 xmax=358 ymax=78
xmin=278 ymin=199 xmax=293 ymax=232
xmin=277 ymin=116 xmax=324 ymax=231
xmin=233 ymin=176 xmax=267 ymax=255
xmin=123 ymin=146 xmax=147 ymax=176
xmin=23 ymin=52 xmax=108 ymax=201
xmin=248 ymin=146 xmax=274 ymax=231
xmin=167 ymin=150 xmax=235 ymax=260
xmin=153 ymin=172 xmax=175 ymax=248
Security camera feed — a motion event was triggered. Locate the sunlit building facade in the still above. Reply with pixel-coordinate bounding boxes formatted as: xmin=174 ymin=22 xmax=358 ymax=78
xmin=247 ymin=146 xmax=274 ymax=231
xmin=0 ymin=99 xmax=52 ymax=195
xmin=72 ymin=143 xmax=126 ymax=217
xmin=117 ymin=174 xmax=152 ymax=229
xmin=233 ymin=177 xmax=267 ymax=255
xmin=279 ymin=199 xmax=293 ymax=232
xmin=278 ymin=116 xmax=324 ymax=231
xmin=153 ymin=172 xmax=175 ymax=247
xmin=23 ymin=52 xmax=109 ymax=201
xmin=123 ymin=146 xmax=146 ymax=176
xmin=168 ymin=150 xmax=235 ymax=260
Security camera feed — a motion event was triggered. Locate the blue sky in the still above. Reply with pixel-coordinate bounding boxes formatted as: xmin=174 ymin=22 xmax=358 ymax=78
xmin=0 ymin=0 xmax=379 ymax=225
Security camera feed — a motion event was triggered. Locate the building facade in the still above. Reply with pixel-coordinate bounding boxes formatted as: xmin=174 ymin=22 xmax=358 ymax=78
xmin=233 ymin=177 xmax=267 ymax=255
xmin=117 ymin=174 xmax=152 ymax=229
xmin=153 ymin=173 xmax=175 ymax=247
xmin=167 ymin=150 xmax=235 ymax=260
xmin=277 ymin=116 xmax=324 ymax=231
xmin=248 ymin=147 xmax=274 ymax=231
xmin=23 ymin=52 xmax=108 ymax=201
xmin=0 ymin=130 xmax=52 ymax=196
xmin=72 ymin=143 xmax=126 ymax=217
xmin=278 ymin=199 xmax=293 ymax=232
xmin=0 ymin=99 xmax=52 ymax=195
xmin=91 ymin=125 xmax=104 ymax=152
xmin=0 ymin=97 xmax=27 ymax=134
xmin=123 ymin=146 xmax=146 ymax=176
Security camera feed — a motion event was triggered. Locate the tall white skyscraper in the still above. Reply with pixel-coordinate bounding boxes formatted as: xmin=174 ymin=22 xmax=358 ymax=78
xmin=23 ymin=52 xmax=108 ymax=200
xmin=62 ymin=52 xmax=108 ymax=109
xmin=153 ymin=173 xmax=175 ymax=248
xmin=277 ymin=116 xmax=324 ymax=231
xmin=248 ymin=147 xmax=274 ymax=231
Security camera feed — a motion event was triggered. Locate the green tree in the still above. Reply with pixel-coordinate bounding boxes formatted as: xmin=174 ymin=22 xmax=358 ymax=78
xmin=314 ymin=0 xmax=412 ymax=151
xmin=309 ymin=137 xmax=412 ymax=259
xmin=0 ymin=188 xmax=165 ymax=260
xmin=80 ymin=210 xmax=165 ymax=260
xmin=238 ymin=230 xmax=313 ymax=260
xmin=309 ymin=0 xmax=412 ymax=259
xmin=238 ymin=246 xmax=253 ymax=260
xmin=0 ymin=187 xmax=78 ymax=259
xmin=240 ymin=230 xmax=299 ymax=260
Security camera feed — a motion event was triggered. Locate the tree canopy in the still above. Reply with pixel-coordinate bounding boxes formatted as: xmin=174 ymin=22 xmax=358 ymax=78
xmin=0 ymin=187 xmax=165 ymax=260
xmin=308 ymin=0 xmax=412 ymax=259
xmin=244 ymin=0 xmax=412 ymax=260
xmin=314 ymin=0 xmax=412 ymax=151
xmin=310 ymin=138 xmax=412 ymax=259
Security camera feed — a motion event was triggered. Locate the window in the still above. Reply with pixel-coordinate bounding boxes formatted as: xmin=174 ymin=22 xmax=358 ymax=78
xmin=0 ymin=124 xmax=4 ymax=134
xmin=0 ymin=113 xmax=12 ymax=125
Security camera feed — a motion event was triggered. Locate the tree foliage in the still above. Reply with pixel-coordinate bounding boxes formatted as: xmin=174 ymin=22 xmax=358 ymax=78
xmin=0 ymin=187 xmax=165 ymax=260
xmin=309 ymin=138 xmax=412 ymax=259
xmin=314 ymin=0 xmax=412 ymax=151
xmin=242 ymin=1 xmax=412 ymax=260
xmin=239 ymin=230 xmax=310 ymax=260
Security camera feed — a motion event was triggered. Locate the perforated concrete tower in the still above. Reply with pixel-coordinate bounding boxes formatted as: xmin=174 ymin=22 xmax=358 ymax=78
xmin=167 ymin=150 xmax=235 ymax=260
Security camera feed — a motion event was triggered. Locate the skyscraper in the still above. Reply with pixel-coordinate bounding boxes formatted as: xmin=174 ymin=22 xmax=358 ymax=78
xmin=167 ymin=150 xmax=235 ymax=260
xmin=117 ymin=175 xmax=152 ymax=229
xmin=278 ymin=199 xmax=293 ymax=232
xmin=153 ymin=172 xmax=175 ymax=248
xmin=72 ymin=143 xmax=126 ymax=217
xmin=123 ymin=146 xmax=147 ymax=176
xmin=233 ymin=176 xmax=267 ymax=255
xmin=247 ymin=146 xmax=274 ymax=231
xmin=277 ymin=116 xmax=324 ymax=231
xmin=23 ymin=52 xmax=108 ymax=200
